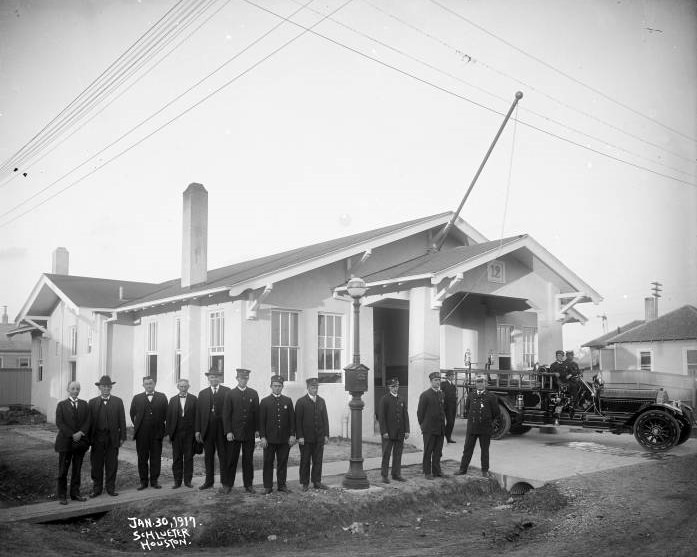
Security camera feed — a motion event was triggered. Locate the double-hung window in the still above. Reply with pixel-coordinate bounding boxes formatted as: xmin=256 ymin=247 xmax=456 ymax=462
xmin=318 ymin=313 xmax=343 ymax=383
xmin=209 ymin=311 xmax=225 ymax=373
xmin=523 ymin=327 xmax=538 ymax=369
xmin=146 ymin=321 xmax=158 ymax=381
xmin=639 ymin=350 xmax=652 ymax=371
xmin=174 ymin=317 xmax=182 ymax=382
xmin=272 ymin=310 xmax=298 ymax=382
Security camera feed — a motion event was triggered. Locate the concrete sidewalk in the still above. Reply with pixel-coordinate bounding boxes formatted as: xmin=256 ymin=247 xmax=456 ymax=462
xmin=3 ymin=420 xmax=696 ymax=523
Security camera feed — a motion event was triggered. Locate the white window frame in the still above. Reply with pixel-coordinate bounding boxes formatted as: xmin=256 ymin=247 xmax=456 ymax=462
xmin=146 ymin=321 xmax=158 ymax=380
xmin=271 ymin=310 xmax=299 ymax=382
xmin=174 ymin=317 xmax=182 ymax=382
xmin=522 ymin=327 xmax=538 ymax=369
xmin=69 ymin=326 xmax=78 ymax=356
xmin=208 ymin=310 xmax=225 ymax=373
xmin=38 ymin=340 xmax=43 ymax=382
xmin=684 ymin=348 xmax=697 ymax=377
xmin=18 ymin=356 xmax=30 ymax=367
xmin=638 ymin=349 xmax=653 ymax=371
xmin=497 ymin=324 xmax=514 ymax=355
xmin=87 ymin=328 xmax=93 ymax=354
xmin=318 ymin=313 xmax=343 ymax=383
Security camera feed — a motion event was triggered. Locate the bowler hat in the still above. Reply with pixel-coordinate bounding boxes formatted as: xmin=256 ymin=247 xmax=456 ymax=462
xmin=95 ymin=375 xmax=116 ymax=386
xmin=205 ymin=368 xmax=223 ymax=376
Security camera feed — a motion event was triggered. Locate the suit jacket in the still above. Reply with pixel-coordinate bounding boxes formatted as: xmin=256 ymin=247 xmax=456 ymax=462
xmin=130 ymin=391 xmax=168 ymax=439
xmin=295 ymin=394 xmax=329 ymax=443
xmin=222 ymin=387 xmax=260 ymax=441
xmin=417 ymin=388 xmax=446 ymax=436
xmin=378 ymin=393 xmax=410 ymax=439
xmin=166 ymin=393 xmax=197 ymax=439
xmin=195 ymin=385 xmax=231 ymax=439
xmin=464 ymin=389 xmax=501 ymax=435
xmin=55 ymin=398 xmax=91 ymax=452
xmin=88 ymin=395 xmax=127 ymax=446
xmin=259 ymin=394 xmax=295 ymax=444
xmin=441 ymin=379 xmax=458 ymax=408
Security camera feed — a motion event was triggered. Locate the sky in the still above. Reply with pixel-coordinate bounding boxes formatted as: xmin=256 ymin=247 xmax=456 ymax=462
xmin=0 ymin=0 xmax=696 ymax=357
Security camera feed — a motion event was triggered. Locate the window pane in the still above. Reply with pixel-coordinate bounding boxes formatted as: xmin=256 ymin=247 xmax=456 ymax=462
xmin=334 ymin=316 xmax=341 ymax=338
xmin=318 ymin=314 xmax=325 ymax=336
xmin=333 ymin=350 xmax=342 ymax=370
xmin=281 ymin=314 xmax=289 ymax=346
xmin=289 ymin=348 xmax=297 ymax=381
xmin=318 ymin=351 xmax=324 ymax=370
xmin=291 ymin=313 xmax=298 ymax=346
xmin=280 ymin=348 xmax=288 ymax=379
xmin=271 ymin=348 xmax=279 ymax=374
xmin=272 ymin=312 xmax=280 ymax=345
xmin=327 ymin=316 xmax=334 ymax=338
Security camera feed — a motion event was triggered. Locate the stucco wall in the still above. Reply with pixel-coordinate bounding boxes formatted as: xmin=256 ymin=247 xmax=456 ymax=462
xmin=613 ymin=340 xmax=697 ymax=374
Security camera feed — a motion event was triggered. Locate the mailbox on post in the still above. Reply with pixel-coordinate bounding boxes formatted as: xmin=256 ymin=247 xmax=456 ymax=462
xmin=344 ymin=362 xmax=369 ymax=393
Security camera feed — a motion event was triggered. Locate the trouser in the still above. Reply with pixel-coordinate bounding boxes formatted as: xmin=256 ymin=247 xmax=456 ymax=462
xmin=135 ymin=425 xmax=163 ymax=485
xmin=171 ymin=429 xmax=194 ymax=485
xmin=381 ymin=438 xmax=404 ymax=478
xmin=90 ymin=431 xmax=119 ymax=492
xmin=459 ymin=432 xmax=491 ymax=472
xmin=227 ymin=439 xmax=255 ymax=488
xmin=299 ymin=441 xmax=324 ymax=485
xmin=422 ymin=433 xmax=444 ymax=476
xmin=203 ymin=417 xmax=227 ymax=485
xmin=262 ymin=442 xmax=291 ymax=488
xmin=445 ymin=406 xmax=457 ymax=438
xmin=57 ymin=449 xmax=86 ymax=498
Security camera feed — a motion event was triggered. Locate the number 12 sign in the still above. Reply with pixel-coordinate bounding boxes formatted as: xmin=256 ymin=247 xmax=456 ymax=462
xmin=487 ymin=260 xmax=505 ymax=284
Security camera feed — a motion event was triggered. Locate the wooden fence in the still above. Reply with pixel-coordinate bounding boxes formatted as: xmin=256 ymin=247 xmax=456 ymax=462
xmin=0 ymin=368 xmax=32 ymax=406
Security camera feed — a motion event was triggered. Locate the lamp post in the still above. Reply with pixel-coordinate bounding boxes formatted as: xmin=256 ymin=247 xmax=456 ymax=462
xmin=342 ymin=277 xmax=370 ymax=490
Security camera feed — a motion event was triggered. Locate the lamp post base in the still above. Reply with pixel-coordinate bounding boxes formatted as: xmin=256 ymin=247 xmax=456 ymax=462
xmin=342 ymin=391 xmax=370 ymax=490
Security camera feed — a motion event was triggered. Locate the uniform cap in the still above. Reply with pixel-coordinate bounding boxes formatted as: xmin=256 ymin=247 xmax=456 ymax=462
xmin=236 ymin=368 xmax=251 ymax=378
xmin=270 ymin=374 xmax=284 ymax=384
xmin=428 ymin=371 xmax=441 ymax=380
xmin=306 ymin=377 xmax=319 ymax=387
xmin=387 ymin=377 xmax=400 ymax=387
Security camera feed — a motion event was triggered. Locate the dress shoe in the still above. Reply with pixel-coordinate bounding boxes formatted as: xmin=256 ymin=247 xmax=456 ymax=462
xmin=59 ymin=498 xmax=68 ymax=505
xmin=90 ymin=490 xmax=102 ymax=498
xmin=425 ymin=474 xmax=435 ymax=480
xmin=172 ymin=484 xmax=182 ymax=489
xmin=151 ymin=482 xmax=162 ymax=489
xmin=107 ymin=490 xmax=119 ymax=496
xmin=454 ymin=469 xmax=467 ymax=476
xmin=447 ymin=438 xmax=456 ymax=443
xmin=184 ymin=482 xmax=194 ymax=488
xmin=71 ymin=495 xmax=87 ymax=502
xmin=381 ymin=476 xmax=390 ymax=484
xmin=264 ymin=488 xmax=273 ymax=495
xmin=392 ymin=476 xmax=406 ymax=482
xmin=277 ymin=486 xmax=291 ymax=493
xmin=137 ymin=483 xmax=148 ymax=491
xmin=313 ymin=482 xmax=328 ymax=490
xmin=301 ymin=484 xmax=309 ymax=492
xmin=435 ymin=473 xmax=450 ymax=478
xmin=219 ymin=485 xmax=232 ymax=494
xmin=199 ymin=482 xmax=214 ymax=490
xmin=244 ymin=486 xmax=256 ymax=494
xmin=481 ymin=470 xmax=492 ymax=478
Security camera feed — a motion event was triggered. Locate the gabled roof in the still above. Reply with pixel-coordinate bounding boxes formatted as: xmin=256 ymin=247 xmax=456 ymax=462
xmin=46 ymin=275 xmax=162 ymax=309
xmin=118 ymin=212 xmax=485 ymax=310
xmin=582 ymin=320 xmax=644 ymax=348
xmin=604 ymin=305 xmax=697 ymax=344
xmin=0 ymin=323 xmax=31 ymax=352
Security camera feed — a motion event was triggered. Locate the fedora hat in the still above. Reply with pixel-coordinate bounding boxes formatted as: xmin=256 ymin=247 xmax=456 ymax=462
xmin=95 ymin=375 xmax=116 ymax=386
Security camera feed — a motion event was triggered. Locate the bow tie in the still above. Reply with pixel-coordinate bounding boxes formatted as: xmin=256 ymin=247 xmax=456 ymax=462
xmin=179 ymin=394 xmax=187 ymax=398
xmin=477 ymin=391 xmax=484 ymax=395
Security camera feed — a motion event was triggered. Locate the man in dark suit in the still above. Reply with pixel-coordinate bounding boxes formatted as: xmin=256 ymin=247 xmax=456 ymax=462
xmin=88 ymin=375 xmax=127 ymax=497
xmin=223 ymin=368 xmax=260 ymax=494
xmin=295 ymin=377 xmax=330 ymax=491
xmin=417 ymin=371 xmax=446 ymax=480
xmin=54 ymin=381 xmax=91 ymax=504
xmin=441 ymin=370 xmax=458 ymax=443
xmin=195 ymin=368 xmax=230 ymax=490
xmin=258 ymin=374 xmax=296 ymax=494
xmin=455 ymin=375 xmax=501 ymax=478
xmin=130 ymin=376 xmax=168 ymax=490
xmin=378 ymin=377 xmax=409 ymax=483
xmin=166 ymin=378 xmax=197 ymax=489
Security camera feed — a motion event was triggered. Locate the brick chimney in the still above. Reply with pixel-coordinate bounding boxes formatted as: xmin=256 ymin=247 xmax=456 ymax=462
xmin=181 ymin=183 xmax=208 ymax=288
xmin=644 ymin=297 xmax=657 ymax=321
xmin=1 ymin=306 xmax=8 ymax=325
xmin=52 ymin=247 xmax=69 ymax=274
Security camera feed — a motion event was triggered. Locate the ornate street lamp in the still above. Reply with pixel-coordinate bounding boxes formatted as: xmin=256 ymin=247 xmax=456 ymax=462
xmin=342 ymin=277 xmax=370 ymax=490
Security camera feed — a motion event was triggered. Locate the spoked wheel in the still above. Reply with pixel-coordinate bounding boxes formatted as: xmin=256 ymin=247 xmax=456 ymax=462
xmin=633 ymin=410 xmax=680 ymax=451
xmin=491 ymin=404 xmax=511 ymax=440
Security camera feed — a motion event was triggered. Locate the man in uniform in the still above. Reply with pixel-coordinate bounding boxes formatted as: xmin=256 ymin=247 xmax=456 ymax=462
xmin=258 ymin=374 xmax=296 ymax=494
xmin=166 ymin=378 xmax=197 ymax=489
xmin=417 ymin=371 xmax=446 ymax=480
xmin=223 ymin=368 xmax=260 ymax=494
xmin=54 ymin=381 xmax=90 ymax=504
xmin=195 ymin=368 xmax=230 ymax=490
xmin=88 ymin=375 xmax=127 ymax=497
xmin=378 ymin=377 xmax=409 ymax=483
xmin=455 ymin=375 xmax=500 ymax=478
xmin=441 ymin=370 xmax=458 ymax=443
xmin=130 ymin=376 xmax=168 ymax=490
xmin=565 ymin=350 xmax=582 ymax=409
xmin=295 ymin=377 xmax=330 ymax=491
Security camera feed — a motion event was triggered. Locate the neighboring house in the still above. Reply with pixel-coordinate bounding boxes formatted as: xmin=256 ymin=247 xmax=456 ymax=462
xmin=9 ymin=184 xmax=602 ymax=443
xmin=1 ymin=307 xmax=33 ymax=405
xmin=583 ymin=302 xmax=697 ymax=404
xmin=583 ymin=319 xmax=645 ymax=372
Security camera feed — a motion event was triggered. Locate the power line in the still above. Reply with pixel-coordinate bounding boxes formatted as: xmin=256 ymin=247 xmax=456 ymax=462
xmin=0 ymin=0 xmax=223 ymax=190
xmin=427 ymin=0 xmax=697 ymax=145
xmin=288 ymin=0 xmax=695 ymax=181
xmin=0 ymin=0 xmax=356 ymax=229
xmin=0 ymin=0 xmax=212 ymax=179
xmin=364 ymin=0 xmax=697 ymax=169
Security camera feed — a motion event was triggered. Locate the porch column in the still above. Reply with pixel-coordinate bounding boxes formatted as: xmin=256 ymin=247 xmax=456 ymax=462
xmin=407 ymin=286 xmax=441 ymax=449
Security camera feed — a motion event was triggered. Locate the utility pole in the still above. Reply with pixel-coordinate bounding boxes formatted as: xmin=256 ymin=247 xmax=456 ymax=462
xmin=650 ymin=281 xmax=662 ymax=317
